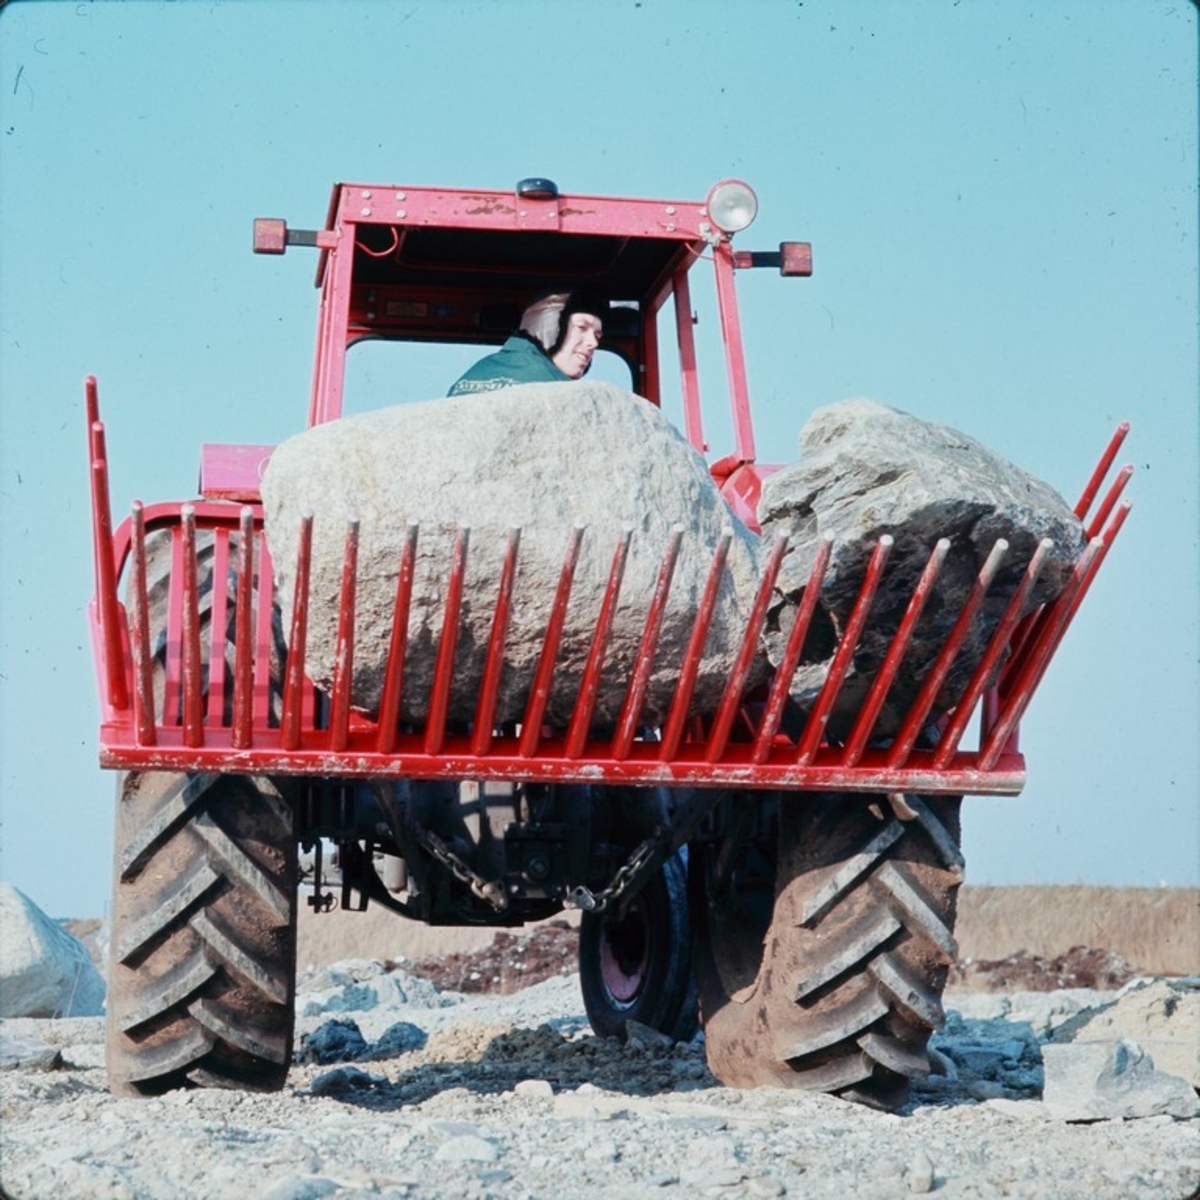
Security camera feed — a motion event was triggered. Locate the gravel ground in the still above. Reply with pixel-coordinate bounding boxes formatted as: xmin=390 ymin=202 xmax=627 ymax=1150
xmin=2 ymin=963 xmax=1198 ymax=1200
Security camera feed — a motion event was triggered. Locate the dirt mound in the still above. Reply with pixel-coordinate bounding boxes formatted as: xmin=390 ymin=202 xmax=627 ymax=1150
xmin=401 ymin=920 xmax=579 ymax=995
xmin=952 ymin=945 xmax=1139 ymax=993
xmin=400 ymin=924 xmax=1142 ymax=998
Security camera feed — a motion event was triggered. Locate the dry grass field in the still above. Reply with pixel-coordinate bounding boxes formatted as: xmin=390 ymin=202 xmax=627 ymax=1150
xmin=297 ymin=885 xmax=1199 ymax=978
xmin=954 ymin=885 xmax=1198 ymax=977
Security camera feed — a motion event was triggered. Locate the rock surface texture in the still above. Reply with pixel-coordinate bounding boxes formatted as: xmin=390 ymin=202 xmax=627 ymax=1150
xmin=758 ymin=399 xmax=1086 ymax=739
xmin=0 ymin=884 xmax=105 ymax=1019
xmin=262 ymin=382 xmax=762 ymax=729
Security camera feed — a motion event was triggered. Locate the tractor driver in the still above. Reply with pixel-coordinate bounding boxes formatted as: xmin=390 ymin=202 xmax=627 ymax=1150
xmin=447 ymin=289 xmax=609 ymax=396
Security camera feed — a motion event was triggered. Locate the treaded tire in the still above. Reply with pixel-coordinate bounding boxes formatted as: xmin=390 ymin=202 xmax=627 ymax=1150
xmin=107 ymin=524 xmax=296 ymax=1095
xmin=106 ymin=770 xmax=298 ymax=1096
xmin=578 ymin=852 xmax=697 ymax=1043
xmin=692 ymin=793 xmax=963 ymax=1110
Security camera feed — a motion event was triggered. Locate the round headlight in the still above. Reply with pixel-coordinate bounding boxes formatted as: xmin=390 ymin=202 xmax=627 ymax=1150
xmin=705 ymin=179 xmax=758 ymax=234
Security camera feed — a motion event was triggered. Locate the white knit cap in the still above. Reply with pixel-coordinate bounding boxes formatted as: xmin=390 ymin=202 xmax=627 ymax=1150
xmin=519 ymin=293 xmax=569 ymax=352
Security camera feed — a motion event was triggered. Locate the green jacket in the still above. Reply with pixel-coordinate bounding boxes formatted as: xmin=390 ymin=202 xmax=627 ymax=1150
xmin=447 ymin=334 xmax=569 ymax=396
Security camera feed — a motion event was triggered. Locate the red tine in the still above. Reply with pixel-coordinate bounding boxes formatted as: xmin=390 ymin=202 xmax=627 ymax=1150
xmin=206 ymin=528 xmax=231 ymax=727
xmin=128 ymin=503 xmax=156 ymax=746
xmin=841 ymin=538 xmax=950 ymax=766
xmin=1002 ymin=423 xmax=1134 ymax=695
xmin=255 ymin=528 xmax=278 ymax=724
xmin=752 ymin=533 xmax=834 ymax=763
xmin=566 ymin=527 xmax=632 ymax=760
xmin=86 ymin=379 xmax=119 ymax=697
xmin=934 ymin=538 xmax=1052 ymax=767
xmin=1074 ymin=421 xmax=1130 ymax=520
xmin=90 ymin=435 xmax=129 ymax=712
xmin=280 ymin=513 xmax=313 ymax=750
xmin=660 ymin=529 xmax=732 ymax=761
xmin=795 ymin=535 xmax=893 ymax=765
xmin=706 ymin=533 xmax=788 ymax=764
xmin=328 ymin=517 xmax=360 ymax=753
xmin=472 ymin=526 xmax=522 ymax=756
xmin=161 ymin=523 xmax=185 ymax=727
xmin=981 ymin=501 xmax=1130 ymax=769
xmin=1004 ymin=461 xmax=1135 ymax=686
xmin=1085 ymin=464 xmax=1134 ymax=541
xmin=887 ymin=537 xmax=1009 ymax=768
xmin=519 ymin=524 xmax=585 ymax=758
xmin=180 ymin=506 xmax=204 ymax=748
xmin=376 ymin=520 xmax=419 ymax=755
xmin=425 ymin=525 xmax=470 ymax=756
xmin=231 ymin=508 xmax=255 ymax=750
xmin=613 ymin=526 xmax=684 ymax=761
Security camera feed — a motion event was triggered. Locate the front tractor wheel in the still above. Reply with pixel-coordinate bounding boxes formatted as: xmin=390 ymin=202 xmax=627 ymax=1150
xmin=578 ymin=852 xmax=697 ymax=1044
xmin=106 ymin=770 xmax=298 ymax=1096
xmin=692 ymin=793 xmax=963 ymax=1111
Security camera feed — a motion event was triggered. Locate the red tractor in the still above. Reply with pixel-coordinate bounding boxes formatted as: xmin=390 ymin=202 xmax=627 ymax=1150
xmin=86 ymin=177 xmax=1131 ymax=1110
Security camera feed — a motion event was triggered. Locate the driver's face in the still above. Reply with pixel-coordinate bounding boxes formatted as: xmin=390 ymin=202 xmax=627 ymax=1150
xmin=552 ymin=312 xmax=603 ymax=379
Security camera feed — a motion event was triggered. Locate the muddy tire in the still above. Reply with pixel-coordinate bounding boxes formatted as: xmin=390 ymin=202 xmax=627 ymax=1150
xmin=579 ymin=852 xmax=698 ymax=1043
xmin=106 ymin=770 xmax=298 ymax=1096
xmin=692 ymin=792 xmax=963 ymax=1110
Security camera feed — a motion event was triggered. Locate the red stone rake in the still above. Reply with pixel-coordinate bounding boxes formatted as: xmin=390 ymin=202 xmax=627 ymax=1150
xmin=87 ymin=377 xmax=1132 ymax=797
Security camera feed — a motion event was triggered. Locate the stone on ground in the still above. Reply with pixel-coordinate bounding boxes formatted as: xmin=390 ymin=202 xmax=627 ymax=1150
xmin=0 ymin=883 xmax=106 ymax=1018
xmin=1049 ymin=976 xmax=1200 ymax=1088
xmin=1041 ymin=1038 xmax=1200 ymax=1121
xmin=262 ymin=381 xmax=762 ymax=729
xmin=758 ymin=399 xmax=1085 ymax=739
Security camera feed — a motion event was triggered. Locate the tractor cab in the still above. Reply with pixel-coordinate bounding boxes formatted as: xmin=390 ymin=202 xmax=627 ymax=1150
xmin=248 ymin=177 xmax=812 ymax=526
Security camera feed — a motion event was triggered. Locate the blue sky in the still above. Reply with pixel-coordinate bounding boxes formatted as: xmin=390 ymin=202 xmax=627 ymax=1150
xmin=0 ymin=0 xmax=1196 ymax=919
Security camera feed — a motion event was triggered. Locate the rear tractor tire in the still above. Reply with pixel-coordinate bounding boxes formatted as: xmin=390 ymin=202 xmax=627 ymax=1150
xmin=578 ymin=851 xmax=697 ymax=1044
xmin=692 ymin=792 xmax=963 ymax=1110
xmin=106 ymin=770 xmax=298 ymax=1096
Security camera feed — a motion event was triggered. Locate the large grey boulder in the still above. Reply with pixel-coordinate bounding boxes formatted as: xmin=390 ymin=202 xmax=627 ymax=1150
xmin=0 ymin=883 xmax=106 ymax=1018
xmin=262 ymin=381 xmax=762 ymax=729
xmin=758 ymin=399 xmax=1086 ymax=740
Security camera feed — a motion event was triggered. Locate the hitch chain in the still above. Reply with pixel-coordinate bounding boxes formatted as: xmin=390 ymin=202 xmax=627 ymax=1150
xmin=565 ymin=827 xmax=667 ymax=915
xmin=415 ymin=826 xmax=509 ymax=912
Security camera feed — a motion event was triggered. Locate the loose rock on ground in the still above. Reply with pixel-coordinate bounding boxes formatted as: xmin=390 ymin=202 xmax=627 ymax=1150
xmin=3 ymin=914 xmax=1198 ymax=1200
